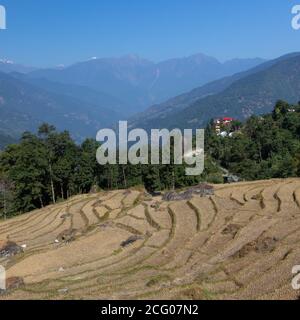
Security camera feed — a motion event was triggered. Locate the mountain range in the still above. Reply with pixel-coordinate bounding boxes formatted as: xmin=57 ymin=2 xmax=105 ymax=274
xmin=130 ymin=53 xmax=300 ymax=130
xmin=1 ymin=52 xmax=300 ymax=145
xmin=0 ymin=53 xmax=265 ymax=141
xmin=26 ymin=54 xmax=265 ymax=114
xmin=29 ymin=54 xmax=264 ymax=115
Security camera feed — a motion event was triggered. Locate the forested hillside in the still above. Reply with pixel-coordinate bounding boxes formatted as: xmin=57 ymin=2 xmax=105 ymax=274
xmin=131 ymin=53 xmax=300 ymax=131
xmin=1 ymin=101 xmax=300 ymax=218
xmin=206 ymin=101 xmax=300 ymax=180
xmin=0 ymin=124 xmax=219 ymax=218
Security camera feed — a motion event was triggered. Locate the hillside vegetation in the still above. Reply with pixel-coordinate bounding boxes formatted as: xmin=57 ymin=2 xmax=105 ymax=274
xmin=1 ymin=101 xmax=300 ymax=219
xmin=206 ymin=101 xmax=300 ymax=180
xmin=0 ymin=102 xmax=300 ymax=300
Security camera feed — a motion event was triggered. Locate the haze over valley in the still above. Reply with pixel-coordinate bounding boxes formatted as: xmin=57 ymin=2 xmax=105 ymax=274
xmin=0 ymin=53 xmax=265 ymax=142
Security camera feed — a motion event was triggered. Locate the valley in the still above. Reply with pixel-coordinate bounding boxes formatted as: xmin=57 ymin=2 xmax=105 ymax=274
xmin=0 ymin=53 xmax=265 ymax=143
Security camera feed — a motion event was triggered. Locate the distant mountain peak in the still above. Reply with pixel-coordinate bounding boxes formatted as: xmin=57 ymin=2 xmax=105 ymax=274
xmin=121 ymin=53 xmax=142 ymax=60
xmin=188 ymin=52 xmax=219 ymax=63
xmin=118 ymin=54 xmax=153 ymax=65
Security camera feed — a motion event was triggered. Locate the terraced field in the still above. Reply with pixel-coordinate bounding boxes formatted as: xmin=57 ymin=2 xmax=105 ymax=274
xmin=1 ymin=179 xmax=300 ymax=300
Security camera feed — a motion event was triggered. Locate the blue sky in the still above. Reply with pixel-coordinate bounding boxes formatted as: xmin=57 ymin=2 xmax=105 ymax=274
xmin=0 ymin=0 xmax=299 ymax=67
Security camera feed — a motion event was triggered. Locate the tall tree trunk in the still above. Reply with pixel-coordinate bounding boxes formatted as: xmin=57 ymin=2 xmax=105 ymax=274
xmin=172 ymin=169 xmax=175 ymax=191
xmin=60 ymin=183 xmax=64 ymax=200
xmin=39 ymin=196 xmax=44 ymax=208
xmin=48 ymin=161 xmax=56 ymax=204
xmin=110 ymin=168 xmax=113 ymax=189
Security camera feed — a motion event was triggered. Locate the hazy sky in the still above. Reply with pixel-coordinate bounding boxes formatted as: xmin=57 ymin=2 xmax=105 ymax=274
xmin=0 ymin=0 xmax=300 ymax=67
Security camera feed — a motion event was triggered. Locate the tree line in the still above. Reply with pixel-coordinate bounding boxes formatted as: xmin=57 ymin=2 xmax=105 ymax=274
xmin=1 ymin=100 xmax=300 ymax=218
xmin=0 ymin=124 xmax=220 ymax=218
